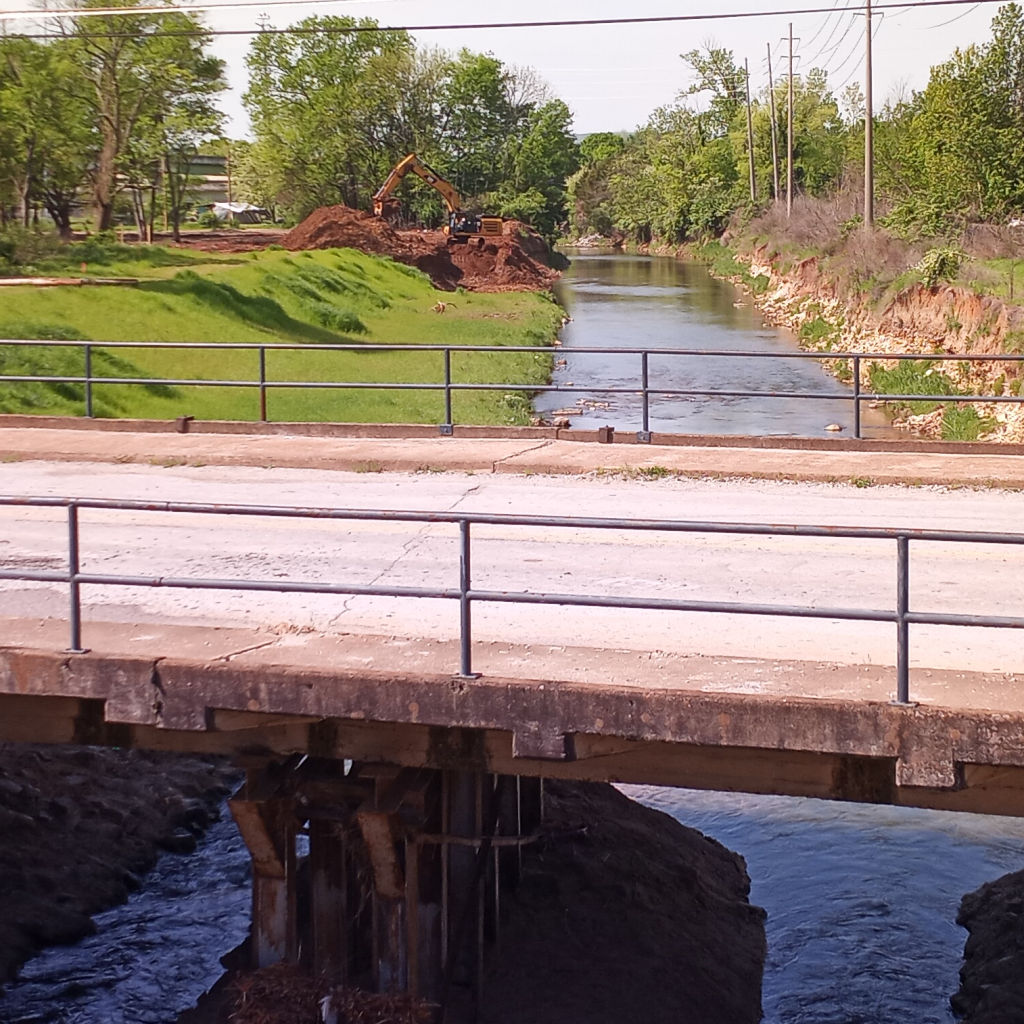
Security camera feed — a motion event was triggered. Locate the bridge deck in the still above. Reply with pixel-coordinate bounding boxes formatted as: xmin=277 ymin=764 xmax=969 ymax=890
xmin=3 ymin=424 xmax=1024 ymax=816
xmin=3 ymin=615 xmax=1024 ymax=818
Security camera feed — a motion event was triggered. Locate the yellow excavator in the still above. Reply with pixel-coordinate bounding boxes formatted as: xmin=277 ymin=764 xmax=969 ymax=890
xmin=371 ymin=153 xmax=503 ymax=242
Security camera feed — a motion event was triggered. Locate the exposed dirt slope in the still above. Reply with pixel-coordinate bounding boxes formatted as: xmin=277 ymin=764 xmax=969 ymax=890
xmin=479 ymin=779 xmax=766 ymax=1024
xmin=280 ymin=206 xmax=559 ymax=293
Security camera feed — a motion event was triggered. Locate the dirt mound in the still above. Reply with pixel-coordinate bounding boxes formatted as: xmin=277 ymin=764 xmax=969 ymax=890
xmin=280 ymin=205 xmax=559 ymax=293
xmin=281 ymin=205 xmax=407 ymax=255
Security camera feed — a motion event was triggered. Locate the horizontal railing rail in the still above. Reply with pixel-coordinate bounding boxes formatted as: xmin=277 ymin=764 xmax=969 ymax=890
xmin=2 ymin=339 xmax=1023 ymax=440
xmin=2 ymin=495 xmax=1022 ymax=704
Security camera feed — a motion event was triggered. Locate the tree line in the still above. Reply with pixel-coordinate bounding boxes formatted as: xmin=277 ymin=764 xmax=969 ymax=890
xmin=0 ymin=6 xmax=580 ymax=241
xmin=570 ymin=4 xmax=1024 ymax=245
xmin=4 ymin=2 xmax=1024 ymax=246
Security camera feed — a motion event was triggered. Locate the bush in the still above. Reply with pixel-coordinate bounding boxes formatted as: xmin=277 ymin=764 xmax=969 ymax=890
xmin=916 ymin=247 xmax=969 ymax=288
xmin=941 ymin=404 xmax=997 ymax=441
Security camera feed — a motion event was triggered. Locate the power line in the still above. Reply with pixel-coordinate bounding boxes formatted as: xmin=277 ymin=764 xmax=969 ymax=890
xmin=0 ymin=0 xmax=392 ymax=17
xmin=922 ymin=2 xmax=981 ymax=27
xmin=832 ymin=10 xmax=884 ymax=91
xmin=801 ymin=0 xmax=850 ymax=51
xmin=806 ymin=9 xmax=859 ymax=65
xmin=0 ymin=0 xmax=1011 ymax=40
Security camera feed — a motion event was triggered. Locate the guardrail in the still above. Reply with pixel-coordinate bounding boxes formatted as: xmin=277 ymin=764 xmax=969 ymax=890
xmin=1 ymin=495 xmax=1022 ymax=704
xmin=2 ymin=339 xmax=1023 ymax=440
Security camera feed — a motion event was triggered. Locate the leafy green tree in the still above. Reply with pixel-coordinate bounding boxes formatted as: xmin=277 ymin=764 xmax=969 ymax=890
xmin=244 ymin=17 xmax=417 ymax=220
xmin=880 ymin=3 xmax=1024 ymax=234
xmin=496 ymin=99 xmax=579 ymax=239
xmin=0 ymin=37 xmax=95 ymax=236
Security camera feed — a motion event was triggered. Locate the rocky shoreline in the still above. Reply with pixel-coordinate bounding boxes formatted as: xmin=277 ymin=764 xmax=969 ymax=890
xmin=0 ymin=743 xmax=238 ymax=984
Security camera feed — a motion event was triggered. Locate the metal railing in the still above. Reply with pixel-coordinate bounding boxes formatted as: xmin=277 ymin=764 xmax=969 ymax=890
xmin=2 ymin=339 xmax=1024 ymax=440
xmin=2 ymin=495 xmax=1023 ymax=704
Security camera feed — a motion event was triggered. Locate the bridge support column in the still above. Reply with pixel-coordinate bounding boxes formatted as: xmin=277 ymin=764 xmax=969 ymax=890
xmin=230 ymin=758 xmax=544 ymax=1014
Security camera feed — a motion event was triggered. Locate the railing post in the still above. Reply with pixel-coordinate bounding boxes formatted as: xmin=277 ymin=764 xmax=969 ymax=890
xmin=258 ymin=346 xmax=268 ymax=422
xmin=894 ymin=534 xmax=911 ymax=704
xmin=66 ymin=503 xmax=88 ymax=654
xmin=852 ymin=355 xmax=862 ymax=439
xmin=440 ymin=348 xmax=454 ymax=436
xmin=458 ymin=520 xmax=478 ymax=677
xmin=637 ymin=351 xmax=652 ymax=443
xmin=84 ymin=344 xmax=94 ymax=418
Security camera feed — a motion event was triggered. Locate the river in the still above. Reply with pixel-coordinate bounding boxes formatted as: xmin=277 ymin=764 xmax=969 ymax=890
xmin=3 ymin=252 xmax=1022 ymax=1023
xmin=536 ymin=249 xmax=892 ymax=437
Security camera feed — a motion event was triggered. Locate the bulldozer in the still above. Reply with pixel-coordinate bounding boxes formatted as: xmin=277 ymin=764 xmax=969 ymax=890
xmin=371 ymin=154 xmax=503 ymax=243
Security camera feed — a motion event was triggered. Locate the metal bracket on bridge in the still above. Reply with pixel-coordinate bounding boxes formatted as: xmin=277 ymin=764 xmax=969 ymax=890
xmin=636 ymin=430 xmax=652 ymax=443
xmin=438 ymin=424 xmax=454 ymax=436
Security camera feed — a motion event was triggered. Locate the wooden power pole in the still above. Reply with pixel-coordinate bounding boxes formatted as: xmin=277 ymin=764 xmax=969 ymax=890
xmin=864 ymin=0 xmax=875 ymax=227
xmin=787 ymin=23 xmax=794 ymax=218
xmin=767 ymin=44 xmax=780 ymax=202
xmin=745 ymin=58 xmax=756 ymax=202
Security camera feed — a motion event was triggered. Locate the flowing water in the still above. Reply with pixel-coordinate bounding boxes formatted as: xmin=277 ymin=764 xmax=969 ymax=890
xmin=2 ymin=254 xmax=1020 ymax=1022
xmin=1 ymin=811 xmax=251 ymax=1024
xmin=630 ymin=788 xmax=1024 ymax=1024
xmin=536 ymin=250 xmax=893 ymax=438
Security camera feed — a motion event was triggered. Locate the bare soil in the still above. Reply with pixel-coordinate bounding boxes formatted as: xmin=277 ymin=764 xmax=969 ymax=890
xmin=278 ymin=208 xmax=560 ymax=292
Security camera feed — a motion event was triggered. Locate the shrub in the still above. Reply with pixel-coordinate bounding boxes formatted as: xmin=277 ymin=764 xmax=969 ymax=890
xmin=916 ymin=247 xmax=969 ymax=288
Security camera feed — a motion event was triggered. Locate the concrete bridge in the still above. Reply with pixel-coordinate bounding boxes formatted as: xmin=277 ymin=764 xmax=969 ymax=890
xmin=2 ymin=421 xmax=1024 ymax=1015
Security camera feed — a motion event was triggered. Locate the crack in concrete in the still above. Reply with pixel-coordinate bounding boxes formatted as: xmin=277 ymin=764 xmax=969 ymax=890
xmin=218 ymin=638 xmax=285 ymax=662
xmin=490 ymin=439 xmax=554 ymax=471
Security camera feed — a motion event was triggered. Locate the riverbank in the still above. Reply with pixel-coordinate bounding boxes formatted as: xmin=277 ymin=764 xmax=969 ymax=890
xmin=676 ymin=207 xmax=1024 ymax=444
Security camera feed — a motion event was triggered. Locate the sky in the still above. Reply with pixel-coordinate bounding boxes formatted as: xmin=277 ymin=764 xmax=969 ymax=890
xmin=0 ymin=0 xmax=1010 ymax=136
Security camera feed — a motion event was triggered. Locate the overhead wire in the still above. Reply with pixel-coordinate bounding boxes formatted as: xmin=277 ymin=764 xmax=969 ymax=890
xmin=831 ymin=10 xmax=885 ymax=92
xmin=800 ymin=0 xmax=849 ymax=50
xmin=0 ymin=0 xmax=1013 ymax=39
xmin=922 ymin=2 xmax=981 ymax=27
xmin=804 ymin=2 xmax=858 ymax=64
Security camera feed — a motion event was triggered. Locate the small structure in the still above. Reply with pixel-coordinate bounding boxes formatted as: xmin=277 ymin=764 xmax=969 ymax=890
xmin=208 ymin=202 xmax=269 ymax=225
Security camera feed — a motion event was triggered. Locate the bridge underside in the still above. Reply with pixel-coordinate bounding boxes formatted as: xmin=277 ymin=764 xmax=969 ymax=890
xmin=2 ymin=644 xmax=1024 ymax=817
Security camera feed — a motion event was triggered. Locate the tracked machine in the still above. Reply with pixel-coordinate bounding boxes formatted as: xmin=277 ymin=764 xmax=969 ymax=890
xmin=371 ymin=153 xmax=503 ymax=243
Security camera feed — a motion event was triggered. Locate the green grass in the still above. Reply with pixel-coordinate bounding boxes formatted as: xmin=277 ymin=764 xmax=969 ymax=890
xmin=0 ymin=246 xmax=562 ymax=425
xmin=693 ymin=240 xmax=769 ymax=294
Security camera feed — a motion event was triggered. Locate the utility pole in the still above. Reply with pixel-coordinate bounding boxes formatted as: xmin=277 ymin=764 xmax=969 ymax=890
xmin=745 ymin=58 xmax=756 ymax=202
xmin=767 ymin=43 xmax=780 ymax=202
xmin=787 ymin=23 xmax=794 ymax=218
xmin=864 ymin=0 xmax=874 ymax=227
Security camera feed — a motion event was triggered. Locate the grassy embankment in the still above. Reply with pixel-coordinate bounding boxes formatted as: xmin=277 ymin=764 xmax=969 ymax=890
xmin=692 ymin=198 xmax=1024 ymax=440
xmin=0 ymin=241 xmax=562 ymax=425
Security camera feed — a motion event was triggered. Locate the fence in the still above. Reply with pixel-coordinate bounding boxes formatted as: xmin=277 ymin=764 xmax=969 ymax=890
xmin=1 ymin=495 xmax=1022 ymax=704
xmin=2 ymin=339 xmax=1024 ymax=439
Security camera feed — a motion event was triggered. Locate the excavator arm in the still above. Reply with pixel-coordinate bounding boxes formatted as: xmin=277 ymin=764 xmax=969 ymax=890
xmin=371 ymin=153 xmax=503 ymax=241
xmin=371 ymin=154 xmax=461 ymax=216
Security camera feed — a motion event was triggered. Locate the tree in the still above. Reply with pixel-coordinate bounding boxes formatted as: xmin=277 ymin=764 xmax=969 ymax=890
xmin=65 ymin=0 xmax=225 ymax=232
xmin=879 ymin=3 xmax=1024 ymax=234
xmin=0 ymin=36 xmax=94 ymax=236
xmin=497 ymin=99 xmax=579 ymax=239
xmin=244 ymin=17 xmax=416 ymax=219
